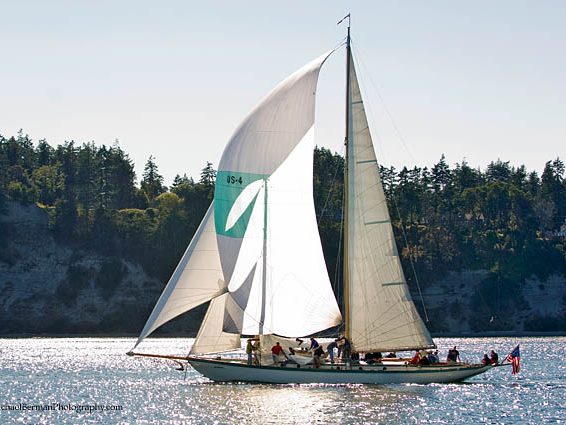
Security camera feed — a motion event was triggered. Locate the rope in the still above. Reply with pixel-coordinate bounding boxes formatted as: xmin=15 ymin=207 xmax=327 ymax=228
xmin=351 ymin=42 xmax=416 ymax=165
xmin=317 ymin=146 xmax=344 ymax=223
xmin=391 ymin=202 xmax=430 ymax=322
xmin=334 ymin=168 xmax=345 ymax=309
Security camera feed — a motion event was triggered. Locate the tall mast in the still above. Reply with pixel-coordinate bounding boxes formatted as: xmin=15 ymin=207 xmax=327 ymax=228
xmin=259 ymin=179 xmax=268 ymax=334
xmin=342 ymin=15 xmax=352 ymax=341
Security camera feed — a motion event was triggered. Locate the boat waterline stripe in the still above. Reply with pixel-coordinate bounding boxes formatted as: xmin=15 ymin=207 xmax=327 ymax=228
xmin=189 ymin=358 xmax=491 ymax=374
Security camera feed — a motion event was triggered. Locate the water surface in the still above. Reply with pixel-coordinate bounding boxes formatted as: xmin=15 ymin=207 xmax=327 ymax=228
xmin=1 ymin=337 xmax=564 ymax=424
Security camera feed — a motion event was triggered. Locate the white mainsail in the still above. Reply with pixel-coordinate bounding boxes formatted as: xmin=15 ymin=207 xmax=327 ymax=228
xmin=134 ymin=203 xmax=225 ymax=348
xmin=214 ymin=52 xmax=342 ymax=336
xmin=345 ymin=56 xmax=434 ymax=352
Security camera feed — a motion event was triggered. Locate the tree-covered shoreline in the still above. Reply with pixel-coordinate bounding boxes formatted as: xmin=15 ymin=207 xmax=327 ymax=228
xmin=1 ymin=131 xmax=565 ymax=333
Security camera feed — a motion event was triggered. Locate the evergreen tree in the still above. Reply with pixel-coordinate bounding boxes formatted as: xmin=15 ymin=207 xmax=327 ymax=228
xmin=379 ymin=165 xmax=397 ymax=200
xmin=431 ymin=154 xmax=451 ymax=191
xmin=36 ymin=139 xmax=53 ymax=166
xmin=453 ymin=160 xmax=482 ymax=191
xmin=200 ymin=162 xmax=216 ymax=186
xmin=105 ymin=143 xmax=137 ymax=209
xmin=526 ymin=171 xmax=540 ymax=196
xmin=171 ymin=173 xmax=193 ymax=190
xmin=486 ymin=159 xmax=512 ymax=182
xmin=75 ymin=142 xmax=98 ymax=212
xmin=141 ymin=155 xmax=165 ymax=202
xmin=541 ymin=158 xmax=566 ymax=228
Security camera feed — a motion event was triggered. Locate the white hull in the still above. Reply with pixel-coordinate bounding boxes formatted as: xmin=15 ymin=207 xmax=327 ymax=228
xmin=188 ymin=358 xmax=492 ymax=384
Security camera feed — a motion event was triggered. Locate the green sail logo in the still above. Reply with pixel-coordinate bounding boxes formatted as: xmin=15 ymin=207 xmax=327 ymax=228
xmin=214 ymin=171 xmax=267 ymax=238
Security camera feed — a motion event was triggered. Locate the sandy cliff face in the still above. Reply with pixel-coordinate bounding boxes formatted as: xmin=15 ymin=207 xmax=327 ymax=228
xmin=0 ymin=201 xmax=564 ymax=335
xmin=421 ymin=270 xmax=566 ymax=334
xmin=0 ymin=201 xmax=205 ymax=335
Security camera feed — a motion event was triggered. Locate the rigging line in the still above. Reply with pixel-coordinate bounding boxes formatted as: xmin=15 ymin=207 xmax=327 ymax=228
xmin=334 ymin=206 xmax=343 ymax=298
xmin=349 ymin=45 xmax=387 ymax=169
xmin=351 ymin=42 xmax=416 ymax=165
xmin=334 ymin=155 xmax=345 ymax=314
xmin=333 ymin=38 xmax=347 ymax=53
xmin=391 ymin=200 xmax=430 ymax=323
xmin=350 ymin=41 xmax=430 ymax=324
xmin=317 ymin=146 xmax=343 ymax=223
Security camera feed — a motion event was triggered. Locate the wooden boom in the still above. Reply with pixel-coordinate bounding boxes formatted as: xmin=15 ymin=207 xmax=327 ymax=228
xmin=126 ymin=351 xmax=189 ymax=361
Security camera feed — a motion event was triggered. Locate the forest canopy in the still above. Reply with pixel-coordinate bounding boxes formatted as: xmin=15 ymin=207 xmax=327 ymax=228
xmin=1 ymin=131 xmax=565 ymax=331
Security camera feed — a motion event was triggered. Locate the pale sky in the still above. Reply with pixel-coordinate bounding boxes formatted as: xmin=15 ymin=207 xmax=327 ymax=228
xmin=1 ymin=0 xmax=564 ymax=185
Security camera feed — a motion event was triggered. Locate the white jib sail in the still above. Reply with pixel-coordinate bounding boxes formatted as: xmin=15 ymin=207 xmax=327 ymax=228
xmin=214 ymin=51 xmax=342 ymax=336
xmin=346 ymin=56 xmax=434 ymax=352
xmin=190 ymin=293 xmax=240 ymax=355
xmin=134 ymin=202 xmax=226 ymax=348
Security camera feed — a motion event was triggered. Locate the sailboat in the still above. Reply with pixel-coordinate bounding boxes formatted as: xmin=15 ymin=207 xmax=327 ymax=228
xmin=129 ymin=20 xmax=493 ymax=384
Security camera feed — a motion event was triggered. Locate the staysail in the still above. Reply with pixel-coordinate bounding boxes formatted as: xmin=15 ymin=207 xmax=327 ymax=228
xmin=134 ymin=203 xmax=225 ymax=348
xmin=214 ymin=52 xmax=342 ymax=336
xmin=345 ymin=54 xmax=435 ymax=352
xmin=190 ymin=293 xmax=240 ymax=355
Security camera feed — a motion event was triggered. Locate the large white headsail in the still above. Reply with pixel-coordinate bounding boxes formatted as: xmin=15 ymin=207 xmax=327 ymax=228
xmin=346 ymin=55 xmax=435 ymax=352
xmin=134 ymin=203 xmax=225 ymax=348
xmin=215 ymin=52 xmax=342 ymax=336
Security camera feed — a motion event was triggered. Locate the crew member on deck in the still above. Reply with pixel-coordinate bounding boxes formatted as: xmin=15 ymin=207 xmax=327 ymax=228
xmin=337 ymin=336 xmax=351 ymax=360
xmin=326 ymin=339 xmax=339 ymax=364
xmin=313 ymin=345 xmax=325 ymax=368
xmin=418 ymin=349 xmax=430 ymax=365
xmin=427 ymin=350 xmax=439 ymax=364
xmin=252 ymin=338 xmax=260 ymax=365
xmin=364 ymin=352 xmax=382 ymax=364
xmin=447 ymin=346 xmax=460 ymax=363
xmin=309 ymin=338 xmax=320 ymax=351
xmin=246 ymin=339 xmax=254 ymax=365
xmin=271 ymin=342 xmax=286 ymax=364
xmin=490 ymin=350 xmax=499 ymax=365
